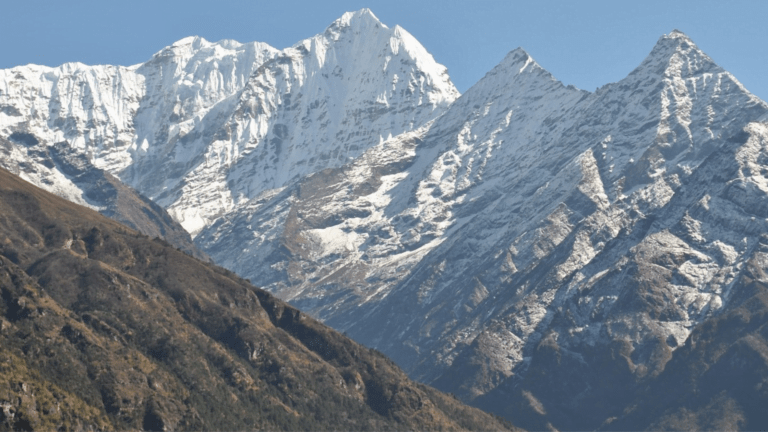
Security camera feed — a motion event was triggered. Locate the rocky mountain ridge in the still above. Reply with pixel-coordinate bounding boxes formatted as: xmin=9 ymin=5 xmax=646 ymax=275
xmin=198 ymin=29 xmax=768 ymax=429
xmin=0 ymin=9 xmax=458 ymax=237
xmin=3 ymin=11 xmax=768 ymax=428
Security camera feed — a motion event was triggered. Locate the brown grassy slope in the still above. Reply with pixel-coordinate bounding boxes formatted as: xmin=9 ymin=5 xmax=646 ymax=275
xmin=0 ymin=167 xmax=515 ymax=431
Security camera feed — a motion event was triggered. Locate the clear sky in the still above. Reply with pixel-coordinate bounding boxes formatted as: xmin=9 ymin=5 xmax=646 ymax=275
xmin=2 ymin=0 xmax=766 ymax=101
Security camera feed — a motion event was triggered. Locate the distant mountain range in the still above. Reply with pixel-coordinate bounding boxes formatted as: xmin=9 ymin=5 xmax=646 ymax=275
xmin=2 ymin=8 xmax=768 ymax=430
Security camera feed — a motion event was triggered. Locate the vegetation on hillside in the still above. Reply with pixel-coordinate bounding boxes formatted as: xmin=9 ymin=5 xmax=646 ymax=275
xmin=0 ymin=168 xmax=514 ymax=431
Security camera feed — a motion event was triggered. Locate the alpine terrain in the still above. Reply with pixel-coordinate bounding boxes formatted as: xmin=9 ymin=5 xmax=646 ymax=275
xmin=0 ymin=9 xmax=457 ymax=237
xmin=0 ymin=167 xmax=513 ymax=430
xmin=2 ymin=7 xmax=768 ymax=430
xmin=198 ymin=28 xmax=768 ymax=429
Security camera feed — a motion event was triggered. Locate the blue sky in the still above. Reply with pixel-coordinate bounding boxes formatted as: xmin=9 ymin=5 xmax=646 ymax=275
xmin=2 ymin=0 xmax=766 ymax=101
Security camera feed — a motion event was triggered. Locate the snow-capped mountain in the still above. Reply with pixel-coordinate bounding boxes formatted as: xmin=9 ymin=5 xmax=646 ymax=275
xmin=197 ymin=30 xmax=768 ymax=428
xmin=0 ymin=33 xmax=279 ymax=253
xmin=154 ymin=9 xmax=458 ymax=235
xmin=0 ymin=36 xmax=278 ymax=202
xmin=3 ymin=10 xmax=768 ymax=427
xmin=0 ymin=9 xmax=457 ymax=236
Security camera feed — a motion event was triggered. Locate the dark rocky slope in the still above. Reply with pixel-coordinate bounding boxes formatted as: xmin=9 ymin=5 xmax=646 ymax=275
xmin=0 ymin=135 xmax=206 ymax=261
xmin=0 ymin=167 xmax=513 ymax=431
xmin=606 ymin=247 xmax=768 ymax=430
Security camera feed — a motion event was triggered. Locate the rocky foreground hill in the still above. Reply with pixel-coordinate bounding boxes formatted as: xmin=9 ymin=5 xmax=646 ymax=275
xmin=0 ymin=167 xmax=512 ymax=431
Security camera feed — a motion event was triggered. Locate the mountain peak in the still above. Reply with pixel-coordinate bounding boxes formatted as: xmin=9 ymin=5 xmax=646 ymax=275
xmin=667 ymin=29 xmax=693 ymax=40
xmin=654 ymin=28 xmax=696 ymax=50
xmin=310 ymin=9 xmax=389 ymax=49
xmin=332 ymin=8 xmax=386 ymax=30
xmin=505 ymin=47 xmax=533 ymax=62
xmin=170 ymin=35 xmax=208 ymax=49
xmin=628 ymin=30 xmax=720 ymax=80
xmin=495 ymin=47 xmax=555 ymax=80
xmin=152 ymin=36 xmax=214 ymax=59
xmin=455 ymin=46 xmax=569 ymax=105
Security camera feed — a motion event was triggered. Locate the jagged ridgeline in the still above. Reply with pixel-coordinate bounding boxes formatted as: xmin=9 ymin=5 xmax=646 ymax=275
xmin=197 ymin=27 xmax=768 ymax=430
xmin=3 ymin=6 xmax=768 ymax=430
xmin=0 ymin=168 xmax=514 ymax=431
xmin=0 ymin=9 xmax=457 ymax=238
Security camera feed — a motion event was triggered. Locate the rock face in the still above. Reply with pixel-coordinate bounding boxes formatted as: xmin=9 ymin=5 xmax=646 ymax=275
xmin=0 ymin=167 xmax=514 ymax=431
xmin=198 ymin=30 xmax=768 ymax=429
